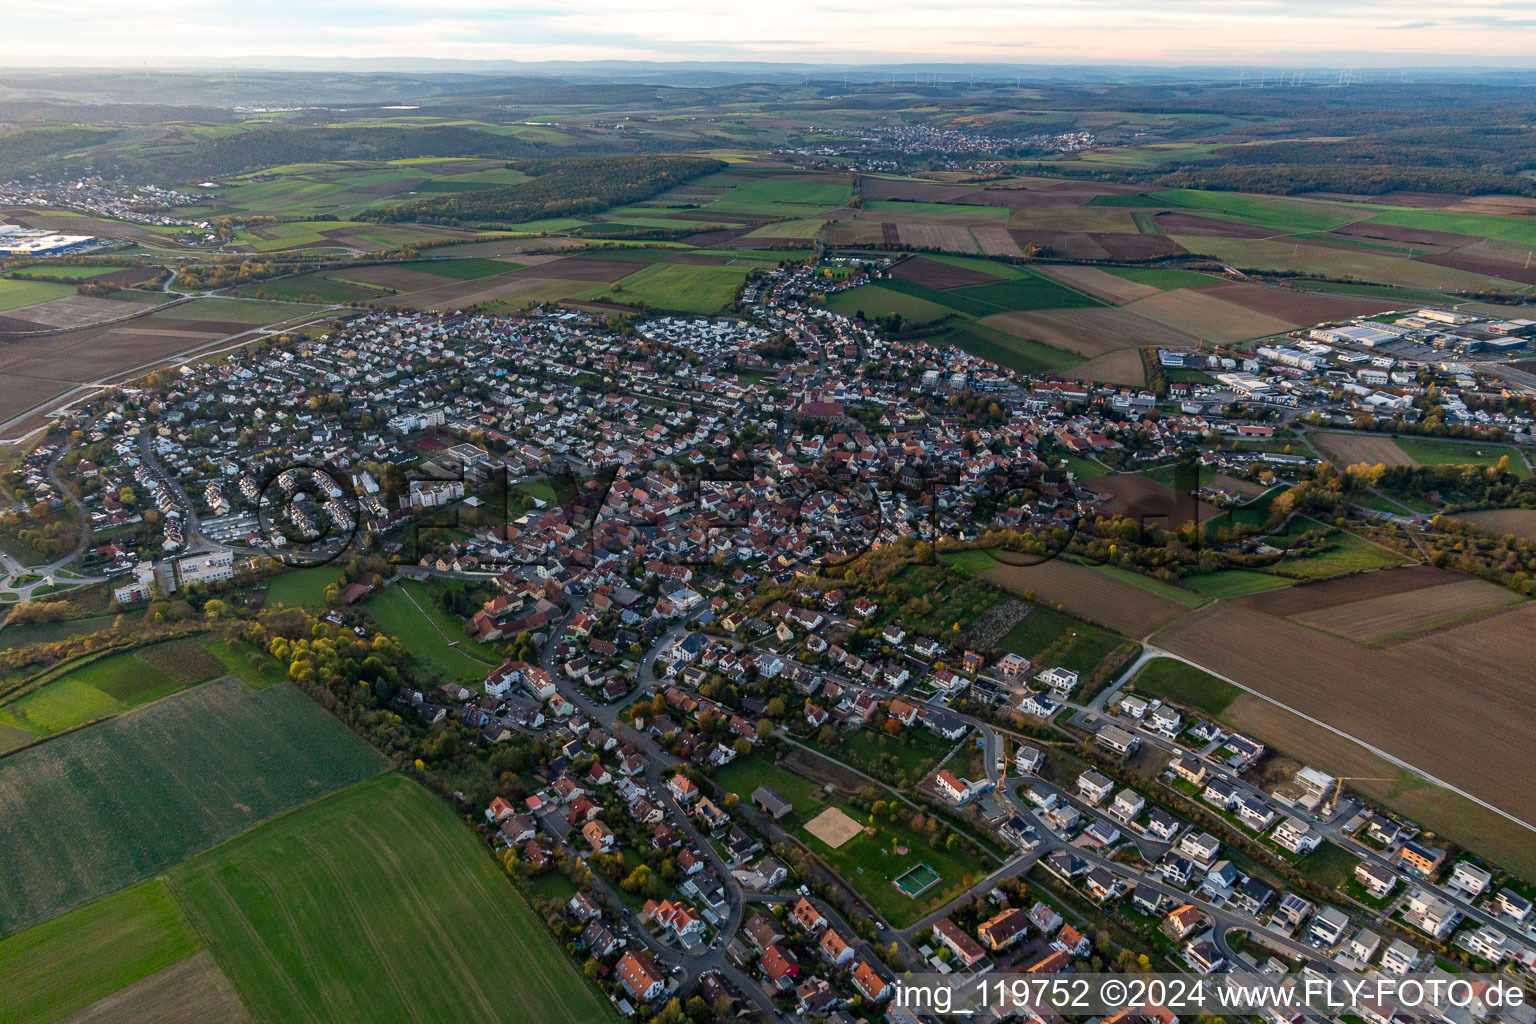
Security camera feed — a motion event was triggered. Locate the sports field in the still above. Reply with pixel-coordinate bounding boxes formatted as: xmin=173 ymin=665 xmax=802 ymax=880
xmin=171 ymin=773 xmax=616 ymax=1024
xmin=893 ymin=862 xmax=942 ymax=897
xmin=0 ymin=677 xmax=386 ymax=934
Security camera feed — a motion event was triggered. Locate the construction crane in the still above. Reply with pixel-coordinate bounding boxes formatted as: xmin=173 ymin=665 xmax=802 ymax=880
xmin=1320 ymin=776 xmax=1393 ymax=819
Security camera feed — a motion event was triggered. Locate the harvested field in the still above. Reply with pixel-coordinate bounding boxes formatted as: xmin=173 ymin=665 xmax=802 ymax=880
xmin=1217 ymin=693 xmax=1536 ymax=880
xmin=1092 ymin=472 xmax=1220 ymax=525
xmin=896 ymin=223 xmax=979 ymax=252
xmin=61 ymin=950 xmax=253 ymax=1024
xmin=330 ymin=265 xmax=454 ymax=292
xmin=860 ymin=178 xmax=980 ymax=202
xmin=1288 ymin=578 xmax=1520 ymax=641
xmin=970 ymin=224 xmax=1025 ymax=256
xmin=1034 ymin=265 xmax=1159 ymax=304
xmin=889 ymin=256 xmax=1001 ymax=289
xmin=1123 ymin=288 xmax=1294 ymax=343
xmin=1452 ymin=508 xmax=1536 ymax=542
xmin=1151 ymin=601 xmax=1536 ymax=827
xmin=804 ymin=806 xmax=864 ymax=848
xmin=1008 ymin=207 xmax=1137 ymax=233
xmin=1443 ymin=195 xmax=1536 ymax=215
xmin=1312 ymin=432 xmax=1417 ymax=468
xmin=1069 ymin=349 xmax=1147 ymax=386
xmin=1413 ymin=252 xmax=1536 ymax=287
xmin=9 ymin=294 xmax=155 ymax=328
xmin=1007 ymin=229 xmax=1108 ymax=259
xmin=1234 ymin=565 xmax=1457 ymax=616
xmin=1154 ymin=212 xmax=1274 ymax=238
xmin=981 ymin=307 xmax=1193 ymax=357
xmin=1089 ymin=233 xmax=1186 ymax=259
xmin=880 ymin=222 xmax=900 ymax=244
xmin=1332 ymin=222 xmax=1474 ymax=248
xmin=981 ymin=558 xmax=1190 ymax=638
xmin=510 ymin=257 xmax=644 ymax=283
xmin=378 ymin=273 xmax=593 ymax=311
xmin=1196 ymin=282 xmax=1398 ymax=324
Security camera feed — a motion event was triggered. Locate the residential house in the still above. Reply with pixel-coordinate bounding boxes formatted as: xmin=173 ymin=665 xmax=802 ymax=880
xmin=1355 ymin=862 xmax=1397 ymax=901
xmin=1272 ymin=817 xmax=1321 ymax=855
xmin=933 ymin=918 xmax=987 ymax=970
xmin=976 ymin=907 xmax=1030 ymax=951
xmin=617 ymin=950 xmax=665 ymax=1002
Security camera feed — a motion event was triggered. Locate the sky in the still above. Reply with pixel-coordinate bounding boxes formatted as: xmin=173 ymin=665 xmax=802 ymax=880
xmin=5 ymin=0 xmax=1536 ymax=66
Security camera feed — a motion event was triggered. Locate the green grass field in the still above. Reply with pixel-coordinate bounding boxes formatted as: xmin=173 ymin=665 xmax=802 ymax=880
xmin=1090 ymin=563 xmax=1209 ymax=608
xmin=1182 ymin=570 xmax=1294 ymax=599
xmin=1128 ymin=657 xmax=1240 ymax=716
xmin=940 ymin=548 xmax=1002 ymax=574
xmin=0 ymin=879 xmax=203 ymax=1024
xmin=240 ymin=273 xmax=377 ymax=304
xmin=0 ymin=640 xmax=225 ymax=741
xmin=711 ymin=753 xmax=825 ymax=818
xmin=1104 ymin=266 xmax=1222 ymax=290
xmin=609 ymin=261 xmax=749 ymax=313
xmin=0 ymin=278 xmax=75 ymax=311
xmin=0 ymin=677 xmax=386 ymax=935
xmin=1278 ymin=519 xmax=1409 ymax=579
xmin=999 ymin=603 xmax=1128 ymax=676
xmin=264 ymin=566 xmax=342 ymax=609
xmin=2 ymin=264 xmax=132 ymax=281
xmin=170 ymin=773 xmax=616 ymax=1024
xmin=881 ymin=273 xmax=1101 ymax=317
xmin=1393 ymin=436 xmax=1529 ymax=479
xmin=1363 ymin=208 xmax=1536 ymax=247
xmin=364 ymin=581 xmax=494 ymax=685
xmin=825 ymin=282 xmax=956 ymax=324
xmin=931 ymin=320 xmax=1084 ymax=375
xmin=802 ymin=801 xmax=980 ymax=928
xmin=1293 ymin=839 xmax=1360 ymax=890
xmin=203 ymin=636 xmax=288 ymax=689
xmin=1151 ymin=189 xmax=1362 ymax=233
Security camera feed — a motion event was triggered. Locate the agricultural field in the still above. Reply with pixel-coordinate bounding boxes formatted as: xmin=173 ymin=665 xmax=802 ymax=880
xmin=0 ymin=879 xmax=227 ymax=1024
xmin=263 ymin=566 xmax=343 ymax=609
xmin=0 ymin=278 xmax=75 ymax=311
xmin=1151 ymin=596 xmax=1536 ymax=830
xmin=169 ymin=773 xmax=616 ymax=1024
xmin=0 ymin=639 xmax=226 ymax=745
xmin=1313 ymin=432 xmax=1418 ymax=469
xmin=0 ymin=677 xmax=386 ymax=934
xmin=1452 ymin=507 xmax=1536 ymax=542
xmin=1287 ymin=577 xmax=1520 ymax=641
xmin=1181 ymin=570 xmax=1294 ymax=600
xmin=608 ymin=261 xmax=750 ymax=313
xmin=983 ymin=557 xmax=1192 ymax=638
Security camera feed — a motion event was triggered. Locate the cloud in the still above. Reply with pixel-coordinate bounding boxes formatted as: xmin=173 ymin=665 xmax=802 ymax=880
xmin=2 ymin=0 xmax=1535 ymax=64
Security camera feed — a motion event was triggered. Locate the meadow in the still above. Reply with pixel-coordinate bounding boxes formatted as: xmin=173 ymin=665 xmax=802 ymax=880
xmin=0 ymin=677 xmax=386 ymax=934
xmin=0 ymin=879 xmax=205 ymax=1024
xmin=1125 ymin=657 xmax=1240 ymax=716
xmin=364 ymin=580 xmax=495 ymax=686
xmin=170 ymin=773 xmax=616 ymax=1024
xmin=0 ymin=639 xmax=225 ymax=745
